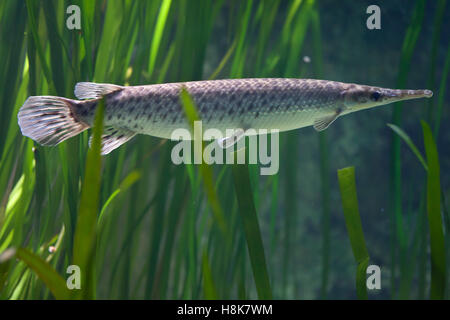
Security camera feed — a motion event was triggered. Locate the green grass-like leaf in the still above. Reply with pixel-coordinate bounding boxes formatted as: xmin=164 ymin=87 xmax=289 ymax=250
xmin=421 ymin=121 xmax=446 ymax=299
xmin=72 ymin=98 xmax=105 ymax=299
xmin=179 ymin=87 xmax=227 ymax=234
xmin=232 ymin=160 xmax=272 ymax=299
xmin=337 ymin=166 xmax=369 ymax=300
xmin=148 ymin=0 xmax=172 ymax=76
xmin=0 ymin=248 xmax=70 ymax=299
xmin=97 ymin=170 xmax=141 ymax=229
xmin=433 ymin=42 xmax=450 ymax=136
xmin=387 ymin=123 xmax=428 ymax=171
xmin=25 ymin=0 xmax=55 ymax=93
xmin=202 ymin=250 xmax=218 ymax=299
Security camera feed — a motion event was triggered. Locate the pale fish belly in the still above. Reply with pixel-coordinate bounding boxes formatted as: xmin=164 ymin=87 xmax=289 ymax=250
xmin=142 ymin=108 xmax=329 ymax=139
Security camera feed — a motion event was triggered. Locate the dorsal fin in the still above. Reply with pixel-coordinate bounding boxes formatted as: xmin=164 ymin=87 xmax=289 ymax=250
xmin=74 ymin=82 xmax=123 ymax=100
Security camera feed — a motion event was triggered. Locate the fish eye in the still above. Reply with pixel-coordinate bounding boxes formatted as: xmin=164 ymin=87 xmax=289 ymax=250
xmin=370 ymin=91 xmax=381 ymax=101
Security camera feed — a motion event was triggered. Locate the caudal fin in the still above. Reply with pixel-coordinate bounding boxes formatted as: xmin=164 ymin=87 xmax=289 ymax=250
xmin=18 ymin=96 xmax=89 ymax=146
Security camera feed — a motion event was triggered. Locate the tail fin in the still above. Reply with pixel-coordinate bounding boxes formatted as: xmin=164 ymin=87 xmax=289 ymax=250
xmin=18 ymin=96 xmax=89 ymax=146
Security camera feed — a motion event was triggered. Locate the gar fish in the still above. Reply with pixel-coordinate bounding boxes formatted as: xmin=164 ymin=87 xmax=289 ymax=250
xmin=18 ymin=78 xmax=432 ymax=154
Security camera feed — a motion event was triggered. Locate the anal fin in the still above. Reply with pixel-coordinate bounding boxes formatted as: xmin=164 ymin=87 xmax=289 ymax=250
xmin=90 ymin=127 xmax=136 ymax=155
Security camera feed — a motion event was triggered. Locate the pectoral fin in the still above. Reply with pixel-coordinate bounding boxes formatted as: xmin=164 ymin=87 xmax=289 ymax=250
xmin=89 ymin=127 xmax=136 ymax=155
xmin=313 ymin=111 xmax=341 ymax=131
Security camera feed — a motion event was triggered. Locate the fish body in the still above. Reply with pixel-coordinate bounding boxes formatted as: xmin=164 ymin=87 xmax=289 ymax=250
xmin=18 ymin=78 xmax=432 ymax=154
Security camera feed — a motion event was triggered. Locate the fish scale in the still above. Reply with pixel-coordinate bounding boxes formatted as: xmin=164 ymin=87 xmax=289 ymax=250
xmin=17 ymin=78 xmax=432 ymax=154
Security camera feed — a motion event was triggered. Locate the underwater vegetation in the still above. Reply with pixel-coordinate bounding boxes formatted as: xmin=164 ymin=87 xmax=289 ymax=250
xmin=0 ymin=0 xmax=449 ymax=300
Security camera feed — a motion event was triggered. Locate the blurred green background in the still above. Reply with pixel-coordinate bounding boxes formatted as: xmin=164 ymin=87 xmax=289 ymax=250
xmin=0 ymin=0 xmax=449 ymax=299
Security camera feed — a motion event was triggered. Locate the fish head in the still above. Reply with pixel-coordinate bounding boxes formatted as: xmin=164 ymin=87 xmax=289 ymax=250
xmin=342 ymin=85 xmax=433 ymax=112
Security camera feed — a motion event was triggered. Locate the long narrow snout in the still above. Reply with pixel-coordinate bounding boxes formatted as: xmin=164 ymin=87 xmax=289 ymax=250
xmin=383 ymin=88 xmax=433 ymax=102
xmin=345 ymin=86 xmax=434 ymax=113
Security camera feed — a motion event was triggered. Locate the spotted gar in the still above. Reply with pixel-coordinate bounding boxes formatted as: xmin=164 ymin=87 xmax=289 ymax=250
xmin=18 ymin=78 xmax=432 ymax=154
